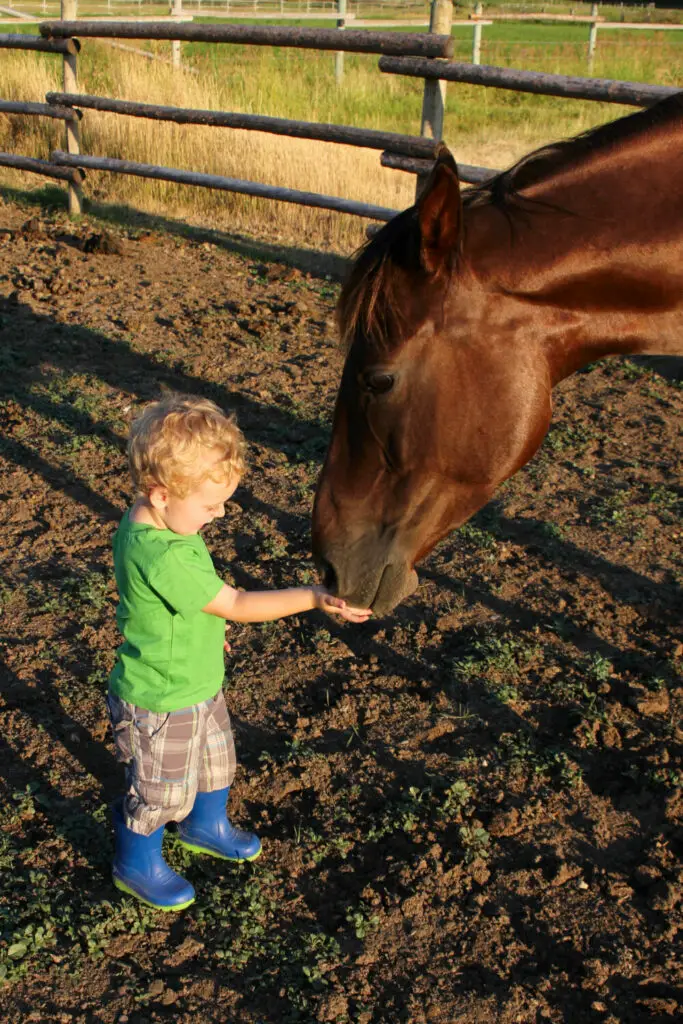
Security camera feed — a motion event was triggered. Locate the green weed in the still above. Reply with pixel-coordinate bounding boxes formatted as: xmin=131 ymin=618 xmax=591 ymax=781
xmin=541 ymin=522 xmax=567 ymax=542
xmin=346 ymin=902 xmax=379 ymax=941
xmin=459 ymin=825 xmax=491 ymax=864
xmin=648 ymin=485 xmax=682 ymax=524
xmin=300 ymin=932 xmax=341 ymax=987
xmin=453 ymin=631 xmax=539 ymax=689
xmin=590 ymin=491 xmax=629 ymax=527
xmin=544 ymin=421 xmax=592 ymax=454
xmin=366 ymin=787 xmax=429 ymax=842
xmin=439 ymin=780 xmax=473 ymax=819
xmin=496 ymin=731 xmax=583 ymax=788
xmin=587 ymin=653 xmax=613 ymax=685
xmin=296 ymin=826 xmax=353 ymax=865
xmin=27 ymin=570 xmax=110 ymax=623
xmin=262 ymin=535 xmax=289 ymax=558
xmin=458 ymin=524 xmax=498 ymax=552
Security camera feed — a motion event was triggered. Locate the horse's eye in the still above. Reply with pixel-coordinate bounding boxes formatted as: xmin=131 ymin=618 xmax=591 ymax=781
xmin=364 ymin=372 xmax=395 ymax=395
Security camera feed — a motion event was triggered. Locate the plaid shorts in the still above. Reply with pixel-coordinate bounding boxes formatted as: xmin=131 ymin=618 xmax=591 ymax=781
xmin=107 ymin=689 xmax=236 ymax=835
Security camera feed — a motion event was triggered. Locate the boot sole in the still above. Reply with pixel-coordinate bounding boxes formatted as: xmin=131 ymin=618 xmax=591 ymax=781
xmin=177 ymin=838 xmax=262 ymax=862
xmin=114 ymin=877 xmax=195 ymax=912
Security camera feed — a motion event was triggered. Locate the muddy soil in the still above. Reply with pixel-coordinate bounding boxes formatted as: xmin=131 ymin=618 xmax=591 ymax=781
xmin=0 ymin=199 xmax=681 ymax=1024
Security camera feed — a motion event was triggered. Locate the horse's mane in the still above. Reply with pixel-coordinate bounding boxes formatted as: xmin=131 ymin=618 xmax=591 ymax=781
xmin=469 ymin=90 xmax=683 ymax=209
xmin=339 ymin=92 xmax=683 ymax=351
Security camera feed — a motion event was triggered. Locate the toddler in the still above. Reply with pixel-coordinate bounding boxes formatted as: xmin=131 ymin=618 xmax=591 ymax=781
xmin=108 ymin=393 xmax=370 ymax=911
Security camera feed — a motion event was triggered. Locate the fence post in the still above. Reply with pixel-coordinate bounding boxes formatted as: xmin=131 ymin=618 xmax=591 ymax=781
xmin=416 ymin=0 xmax=453 ymax=199
xmin=335 ymin=0 xmax=347 ymax=85
xmin=172 ymin=0 xmax=182 ymax=69
xmin=588 ymin=3 xmax=599 ymax=71
xmin=472 ymin=2 xmax=483 ymax=65
xmin=61 ymin=0 xmax=82 ymax=216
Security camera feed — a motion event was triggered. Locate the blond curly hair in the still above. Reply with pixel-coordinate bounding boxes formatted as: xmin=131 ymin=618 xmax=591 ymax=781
xmin=128 ymin=393 xmax=245 ymax=498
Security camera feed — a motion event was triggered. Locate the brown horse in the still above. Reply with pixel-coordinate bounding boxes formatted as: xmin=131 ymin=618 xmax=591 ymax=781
xmin=312 ymin=93 xmax=683 ymax=615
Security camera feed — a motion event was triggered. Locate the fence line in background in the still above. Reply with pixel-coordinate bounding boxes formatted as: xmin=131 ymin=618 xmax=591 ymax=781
xmin=7 ymin=3 xmax=683 ymax=68
xmin=172 ymin=0 xmax=181 ymax=66
xmin=46 ymin=90 xmax=441 ymax=157
xmin=1 ymin=96 xmax=80 ymax=118
xmin=0 ymin=28 xmax=77 ymax=50
xmin=1 ymin=2 xmax=681 ymax=228
xmin=4 ymin=0 xmax=427 ymax=11
xmin=380 ymin=150 xmax=492 ymax=185
xmin=379 ymin=55 xmax=681 ymax=109
xmin=39 ymin=19 xmax=454 ymax=56
xmin=50 ymin=148 xmax=401 ymax=219
xmin=0 ymin=150 xmax=83 ymax=179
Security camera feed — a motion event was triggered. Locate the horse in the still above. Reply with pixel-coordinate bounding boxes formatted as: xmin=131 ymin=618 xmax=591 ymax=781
xmin=311 ymin=93 xmax=683 ymax=615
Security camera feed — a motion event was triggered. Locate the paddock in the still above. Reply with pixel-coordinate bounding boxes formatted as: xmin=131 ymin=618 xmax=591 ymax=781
xmin=0 ymin=4 xmax=681 ymax=1021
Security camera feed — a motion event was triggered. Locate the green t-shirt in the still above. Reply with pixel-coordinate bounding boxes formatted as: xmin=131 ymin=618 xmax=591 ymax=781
xmin=109 ymin=511 xmax=225 ymax=712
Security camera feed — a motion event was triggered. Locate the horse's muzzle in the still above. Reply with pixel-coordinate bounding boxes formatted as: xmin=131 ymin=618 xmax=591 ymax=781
xmin=315 ymin=547 xmax=418 ymax=616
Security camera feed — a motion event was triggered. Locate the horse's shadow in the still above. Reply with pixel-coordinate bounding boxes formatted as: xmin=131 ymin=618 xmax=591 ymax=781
xmin=630 ymin=354 xmax=683 ymax=382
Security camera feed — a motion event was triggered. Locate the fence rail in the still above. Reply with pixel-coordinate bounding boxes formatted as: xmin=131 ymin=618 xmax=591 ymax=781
xmin=39 ymin=19 xmax=454 ymax=56
xmin=46 ymin=91 xmax=440 ymax=157
xmin=0 ymin=97 xmax=80 ymax=119
xmin=380 ymin=151 xmax=492 ymax=185
xmin=0 ymin=28 xmax=77 ymax=51
xmin=379 ymin=57 xmax=682 ymax=109
xmin=50 ymin=149 xmax=400 ymax=220
xmin=0 ymin=150 xmax=83 ymax=180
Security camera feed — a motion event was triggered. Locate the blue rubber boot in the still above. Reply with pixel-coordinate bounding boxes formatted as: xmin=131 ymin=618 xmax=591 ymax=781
xmin=113 ymin=806 xmax=195 ymax=911
xmin=177 ymin=787 xmax=262 ymax=862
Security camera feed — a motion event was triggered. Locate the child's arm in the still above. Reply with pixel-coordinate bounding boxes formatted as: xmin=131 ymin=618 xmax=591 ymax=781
xmin=203 ymin=584 xmax=371 ymax=624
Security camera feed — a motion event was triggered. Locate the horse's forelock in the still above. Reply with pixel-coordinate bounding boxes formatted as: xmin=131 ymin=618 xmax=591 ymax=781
xmin=338 ymin=209 xmax=420 ymax=355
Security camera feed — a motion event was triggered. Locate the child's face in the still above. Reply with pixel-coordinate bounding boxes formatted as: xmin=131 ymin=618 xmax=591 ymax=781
xmin=150 ymin=474 xmax=239 ymax=535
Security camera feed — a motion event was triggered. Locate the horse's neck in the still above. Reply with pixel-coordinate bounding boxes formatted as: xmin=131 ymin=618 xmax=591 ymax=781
xmin=541 ymin=306 xmax=683 ymax=384
xmin=470 ymin=125 xmax=683 ymax=383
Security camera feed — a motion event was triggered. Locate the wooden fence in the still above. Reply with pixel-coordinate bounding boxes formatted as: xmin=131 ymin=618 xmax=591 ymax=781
xmin=0 ymin=0 xmax=680 ymax=226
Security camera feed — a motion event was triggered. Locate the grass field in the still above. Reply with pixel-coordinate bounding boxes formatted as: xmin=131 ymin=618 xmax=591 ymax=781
xmin=1 ymin=5 xmax=682 ymax=250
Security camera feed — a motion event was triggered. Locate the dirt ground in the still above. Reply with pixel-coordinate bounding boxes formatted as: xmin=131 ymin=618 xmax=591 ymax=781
xmin=0 ymin=196 xmax=681 ymax=1024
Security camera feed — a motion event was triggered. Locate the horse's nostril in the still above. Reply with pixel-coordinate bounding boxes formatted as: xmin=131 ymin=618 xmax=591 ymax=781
xmin=321 ymin=560 xmax=338 ymax=595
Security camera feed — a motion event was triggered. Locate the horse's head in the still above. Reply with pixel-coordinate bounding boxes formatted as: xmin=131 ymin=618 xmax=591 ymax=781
xmin=313 ymin=98 xmax=683 ymax=614
xmin=312 ymin=147 xmax=553 ymax=615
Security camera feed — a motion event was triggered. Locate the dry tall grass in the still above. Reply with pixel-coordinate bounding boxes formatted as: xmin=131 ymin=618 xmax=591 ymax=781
xmin=0 ymin=33 xmax=681 ymax=252
xmin=1 ymin=46 xmax=415 ymax=250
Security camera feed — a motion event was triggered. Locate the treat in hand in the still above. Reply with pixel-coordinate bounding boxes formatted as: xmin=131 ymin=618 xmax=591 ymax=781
xmin=316 ymin=588 xmax=372 ymax=623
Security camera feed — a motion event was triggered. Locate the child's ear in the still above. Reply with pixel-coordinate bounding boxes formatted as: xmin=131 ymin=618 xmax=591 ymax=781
xmin=148 ymin=485 xmax=169 ymax=511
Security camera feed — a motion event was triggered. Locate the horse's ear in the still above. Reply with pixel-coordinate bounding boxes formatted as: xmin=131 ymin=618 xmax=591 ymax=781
xmin=417 ymin=145 xmax=462 ymax=275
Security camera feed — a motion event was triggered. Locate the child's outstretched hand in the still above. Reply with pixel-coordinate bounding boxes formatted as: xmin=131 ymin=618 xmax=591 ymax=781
xmin=314 ymin=587 xmax=372 ymax=623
